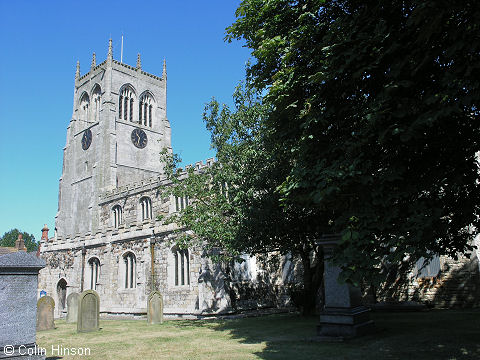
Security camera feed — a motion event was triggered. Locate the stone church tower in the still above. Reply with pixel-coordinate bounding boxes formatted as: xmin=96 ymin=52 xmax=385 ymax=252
xmin=56 ymin=39 xmax=171 ymax=238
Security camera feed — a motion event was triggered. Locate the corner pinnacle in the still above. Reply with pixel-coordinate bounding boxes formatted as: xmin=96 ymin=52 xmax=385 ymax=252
xmin=136 ymin=53 xmax=142 ymax=70
xmin=107 ymin=38 xmax=113 ymax=60
xmin=91 ymin=52 xmax=96 ymax=70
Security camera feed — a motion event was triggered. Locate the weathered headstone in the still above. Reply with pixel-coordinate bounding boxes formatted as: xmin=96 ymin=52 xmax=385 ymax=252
xmin=36 ymin=296 xmax=55 ymax=331
xmin=66 ymin=292 xmax=80 ymax=323
xmin=0 ymin=251 xmax=46 ymax=359
xmin=316 ymin=235 xmax=374 ymax=340
xmin=147 ymin=291 xmax=163 ymax=324
xmin=77 ymin=290 xmax=100 ymax=333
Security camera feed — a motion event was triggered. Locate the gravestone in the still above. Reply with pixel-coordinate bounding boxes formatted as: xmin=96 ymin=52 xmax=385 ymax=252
xmin=66 ymin=292 xmax=80 ymax=323
xmin=77 ymin=290 xmax=100 ymax=333
xmin=147 ymin=291 xmax=163 ymax=324
xmin=0 ymin=251 xmax=46 ymax=359
xmin=316 ymin=235 xmax=374 ymax=340
xmin=36 ymin=296 xmax=55 ymax=331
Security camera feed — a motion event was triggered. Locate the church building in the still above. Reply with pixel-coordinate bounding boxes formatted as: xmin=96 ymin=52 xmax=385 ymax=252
xmin=38 ymin=40 xmax=282 ymax=317
xmin=37 ymin=39 xmax=480 ymax=318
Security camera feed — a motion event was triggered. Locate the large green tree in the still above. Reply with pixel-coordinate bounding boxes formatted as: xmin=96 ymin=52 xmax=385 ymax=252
xmin=226 ymin=0 xmax=480 ymax=284
xmin=162 ymin=84 xmax=325 ymax=314
xmin=0 ymin=229 xmax=38 ymax=252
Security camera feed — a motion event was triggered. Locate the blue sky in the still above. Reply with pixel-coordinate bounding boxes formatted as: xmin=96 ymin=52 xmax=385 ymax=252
xmin=0 ymin=0 xmax=250 ymax=240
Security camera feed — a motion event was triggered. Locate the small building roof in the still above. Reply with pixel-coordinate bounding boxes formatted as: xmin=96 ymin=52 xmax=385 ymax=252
xmin=0 ymin=246 xmax=18 ymax=256
xmin=0 ymin=251 xmax=46 ymax=273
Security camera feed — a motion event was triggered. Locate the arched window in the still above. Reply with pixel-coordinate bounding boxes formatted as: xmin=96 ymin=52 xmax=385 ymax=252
xmin=139 ymin=92 xmax=155 ymax=127
xmin=79 ymin=92 xmax=90 ymax=124
xmin=173 ymin=248 xmax=190 ymax=286
xmin=88 ymin=257 xmax=100 ymax=290
xmin=175 ymin=196 xmax=189 ymax=212
xmin=91 ymin=85 xmax=101 ymax=122
xmin=119 ymin=85 xmax=136 ymax=122
xmin=123 ymin=252 xmax=136 ymax=288
xmin=140 ymin=197 xmax=152 ymax=221
xmin=56 ymin=278 xmax=67 ymax=311
xmin=112 ymin=205 xmax=123 ymax=228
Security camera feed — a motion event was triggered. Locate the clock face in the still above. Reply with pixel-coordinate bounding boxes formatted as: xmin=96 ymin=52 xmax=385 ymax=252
xmin=81 ymin=129 xmax=92 ymax=150
xmin=131 ymin=128 xmax=148 ymax=149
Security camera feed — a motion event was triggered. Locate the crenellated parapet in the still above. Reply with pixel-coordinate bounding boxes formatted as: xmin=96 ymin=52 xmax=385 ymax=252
xmin=77 ymin=60 xmax=107 ymax=82
xmin=77 ymin=59 xmax=164 ymax=84
xmin=76 ymin=37 xmax=164 ymax=84
xmin=41 ymin=220 xmax=180 ymax=253
xmin=99 ymin=157 xmax=215 ymax=203
xmin=112 ymin=60 xmax=164 ymax=81
xmin=176 ymin=157 xmax=215 ymax=175
xmin=99 ymin=175 xmax=170 ymax=204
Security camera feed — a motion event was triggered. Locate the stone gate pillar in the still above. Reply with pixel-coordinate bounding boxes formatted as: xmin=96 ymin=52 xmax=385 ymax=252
xmin=0 ymin=251 xmax=46 ymax=359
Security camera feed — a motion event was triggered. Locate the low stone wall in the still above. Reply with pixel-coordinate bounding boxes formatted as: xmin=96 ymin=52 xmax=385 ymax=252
xmin=229 ymin=281 xmax=291 ymax=311
xmin=410 ymin=254 xmax=480 ymax=307
xmin=374 ymin=252 xmax=480 ymax=308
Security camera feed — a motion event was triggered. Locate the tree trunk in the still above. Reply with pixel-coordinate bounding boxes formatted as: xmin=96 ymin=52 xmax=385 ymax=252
xmin=299 ymin=246 xmax=323 ymax=316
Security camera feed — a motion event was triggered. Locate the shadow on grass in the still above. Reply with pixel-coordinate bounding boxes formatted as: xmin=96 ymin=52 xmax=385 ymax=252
xmin=210 ymin=310 xmax=480 ymax=360
xmin=170 ymin=320 xmax=214 ymax=328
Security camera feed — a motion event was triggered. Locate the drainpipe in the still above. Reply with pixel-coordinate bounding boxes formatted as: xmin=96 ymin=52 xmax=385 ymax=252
xmin=150 ymin=230 xmax=155 ymax=292
xmin=81 ymin=246 xmax=86 ymax=292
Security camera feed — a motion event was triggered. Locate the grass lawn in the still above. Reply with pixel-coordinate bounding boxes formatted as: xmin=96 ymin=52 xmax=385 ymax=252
xmin=36 ymin=310 xmax=480 ymax=360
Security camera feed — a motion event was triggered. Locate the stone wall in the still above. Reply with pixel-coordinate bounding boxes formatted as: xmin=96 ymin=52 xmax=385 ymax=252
xmin=39 ymin=230 xmax=213 ymax=317
xmin=39 ymin=225 xmax=299 ymax=317
xmin=410 ymin=252 xmax=480 ymax=307
xmin=228 ymin=253 xmax=299 ymax=311
xmin=374 ymin=250 xmax=480 ymax=308
xmin=98 ymin=179 xmax=172 ymax=231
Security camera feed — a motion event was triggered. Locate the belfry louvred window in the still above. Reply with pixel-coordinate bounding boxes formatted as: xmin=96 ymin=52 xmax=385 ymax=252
xmin=91 ymin=84 xmax=101 ymax=122
xmin=149 ymin=105 xmax=152 ymax=127
xmin=119 ymin=85 xmax=136 ymax=122
xmin=144 ymin=103 xmax=148 ymax=125
xmin=139 ymin=92 xmax=154 ymax=127
xmin=130 ymin=98 xmax=134 ymax=122
xmin=79 ymin=92 xmax=90 ymax=124
xmin=119 ymin=95 xmax=123 ymax=118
